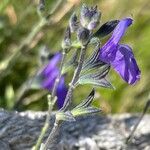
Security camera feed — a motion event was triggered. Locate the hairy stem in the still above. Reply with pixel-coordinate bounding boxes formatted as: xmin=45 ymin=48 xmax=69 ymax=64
xmin=33 ymin=52 xmax=66 ymax=150
xmin=51 ymin=52 xmax=66 ymax=99
xmin=61 ymin=45 xmax=87 ymax=111
xmin=42 ymin=44 xmax=88 ymax=148
xmin=32 ymin=96 xmax=54 ymax=150
xmin=42 ymin=119 xmax=60 ymax=150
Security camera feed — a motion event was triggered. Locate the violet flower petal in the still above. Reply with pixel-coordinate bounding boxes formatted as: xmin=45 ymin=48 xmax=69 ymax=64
xmin=39 ymin=52 xmax=68 ymax=108
xmin=99 ymin=18 xmax=140 ymax=84
xmin=100 ymin=18 xmax=133 ymax=62
xmin=41 ymin=67 xmax=59 ymax=90
xmin=56 ymin=76 xmax=68 ymax=108
xmin=111 ymin=44 xmax=141 ymax=84
xmin=42 ymin=52 xmax=62 ymax=77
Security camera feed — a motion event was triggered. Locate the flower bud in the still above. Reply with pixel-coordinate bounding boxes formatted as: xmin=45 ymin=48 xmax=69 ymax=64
xmin=39 ymin=46 xmax=50 ymax=65
xmin=69 ymin=12 xmax=79 ymax=33
xmin=80 ymin=4 xmax=101 ymax=30
xmin=38 ymin=0 xmax=45 ymax=12
xmin=77 ymin=27 xmax=90 ymax=45
xmin=62 ymin=26 xmax=71 ymax=52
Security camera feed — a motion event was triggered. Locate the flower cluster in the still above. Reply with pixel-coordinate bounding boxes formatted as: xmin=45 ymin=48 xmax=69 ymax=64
xmin=35 ymin=4 xmax=140 ymax=108
xmin=99 ymin=18 xmax=140 ymax=84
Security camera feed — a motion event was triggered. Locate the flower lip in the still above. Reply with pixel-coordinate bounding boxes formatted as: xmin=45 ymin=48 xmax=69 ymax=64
xmin=111 ymin=44 xmax=141 ymax=85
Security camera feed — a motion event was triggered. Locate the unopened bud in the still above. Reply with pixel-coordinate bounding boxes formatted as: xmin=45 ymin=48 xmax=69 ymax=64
xmin=39 ymin=46 xmax=50 ymax=65
xmin=80 ymin=4 xmax=101 ymax=30
xmin=38 ymin=0 xmax=45 ymax=12
xmin=77 ymin=27 xmax=90 ymax=45
xmin=69 ymin=12 xmax=79 ymax=33
xmin=62 ymin=26 xmax=71 ymax=52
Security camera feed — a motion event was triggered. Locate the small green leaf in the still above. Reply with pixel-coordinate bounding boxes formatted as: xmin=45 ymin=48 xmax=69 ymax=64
xmin=75 ymin=89 xmax=95 ymax=109
xmin=79 ymin=78 xmax=113 ymax=89
xmin=56 ymin=111 xmax=76 ymax=122
xmin=62 ymin=49 xmax=79 ymax=74
xmin=79 ymin=65 xmax=113 ymax=89
xmin=72 ymin=106 xmax=101 ymax=117
xmin=81 ymin=42 xmax=106 ymax=75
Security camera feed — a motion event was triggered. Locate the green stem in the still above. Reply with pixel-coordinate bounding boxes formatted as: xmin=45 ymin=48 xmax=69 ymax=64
xmin=51 ymin=52 xmax=66 ymax=99
xmin=42 ymin=119 xmax=60 ymax=150
xmin=0 ymin=18 xmax=47 ymax=80
xmin=33 ymin=52 xmax=66 ymax=150
xmin=42 ymin=44 xmax=88 ymax=149
xmin=61 ymin=45 xmax=87 ymax=111
xmin=32 ymin=96 xmax=56 ymax=150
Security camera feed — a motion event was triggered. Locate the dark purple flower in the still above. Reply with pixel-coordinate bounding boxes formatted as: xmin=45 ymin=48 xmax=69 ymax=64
xmin=99 ymin=18 xmax=141 ymax=84
xmin=56 ymin=76 xmax=68 ymax=108
xmin=40 ymin=52 xmax=68 ymax=108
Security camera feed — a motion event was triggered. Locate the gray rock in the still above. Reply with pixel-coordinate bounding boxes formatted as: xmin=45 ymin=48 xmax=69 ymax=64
xmin=0 ymin=110 xmax=149 ymax=150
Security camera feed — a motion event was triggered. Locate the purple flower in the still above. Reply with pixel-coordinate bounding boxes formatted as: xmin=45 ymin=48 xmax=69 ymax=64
xmin=40 ymin=52 xmax=68 ymax=108
xmin=99 ymin=18 xmax=140 ymax=84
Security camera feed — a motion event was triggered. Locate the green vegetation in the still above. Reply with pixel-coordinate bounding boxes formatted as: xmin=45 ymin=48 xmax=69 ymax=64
xmin=0 ymin=0 xmax=150 ymax=113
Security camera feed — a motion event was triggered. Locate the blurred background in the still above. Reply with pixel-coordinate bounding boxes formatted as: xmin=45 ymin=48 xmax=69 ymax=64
xmin=0 ymin=0 xmax=150 ymax=113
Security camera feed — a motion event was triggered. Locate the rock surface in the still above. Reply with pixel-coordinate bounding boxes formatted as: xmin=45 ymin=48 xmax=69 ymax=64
xmin=0 ymin=109 xmax=149 ymax=150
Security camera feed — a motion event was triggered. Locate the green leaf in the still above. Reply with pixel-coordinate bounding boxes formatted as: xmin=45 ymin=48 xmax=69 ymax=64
xmin=79 ymin=78 xmax=113 ymax=89
xmin=71 ymin=89 xmax=101 ymax=117
xmin=75 ymin=89 xmax=95 ymax=109
xmin=82 ymin=40 xmax=105 ymax=73
xmin=56 ymin=111 xmax=76 ymax=122
xmin=72 ymin=106 xmax=101 ymax=117
xmin=62 ymin=49 xmax=79 ymax=74
xmin=79 ymin=65 xmax=113 ymax=89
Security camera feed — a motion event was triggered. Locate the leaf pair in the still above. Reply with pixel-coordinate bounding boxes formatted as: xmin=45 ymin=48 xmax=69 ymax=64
xmin=56 ymin=89 xmax=100 ymax=122
xmin=77 ymin=44 xmax=113 ymax=89
xmin=72 ymin=89 xmax=100 ymax=117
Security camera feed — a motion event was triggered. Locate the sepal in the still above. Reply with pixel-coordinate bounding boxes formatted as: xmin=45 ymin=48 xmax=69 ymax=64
xmin=69 ymin=12 xmax=79 ymax=33
xmin=94 ymin=20 xmax=119 ymax=38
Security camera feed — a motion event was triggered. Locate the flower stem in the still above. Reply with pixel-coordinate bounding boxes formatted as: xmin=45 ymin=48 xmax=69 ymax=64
xmin=32 ymin=96 xmax=54 ymax=150
xmin=32 ymin=52 xmax=66 ymax=150
xmin=42 ymin=119 xmax=60 ymax=150
xmin=51 ymin=52 xmax=66 ymax=99
xmin=61 ymin=45 xmax=87 ymax=111
xmin=42 ymin=44 xmax=88 ymax=149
